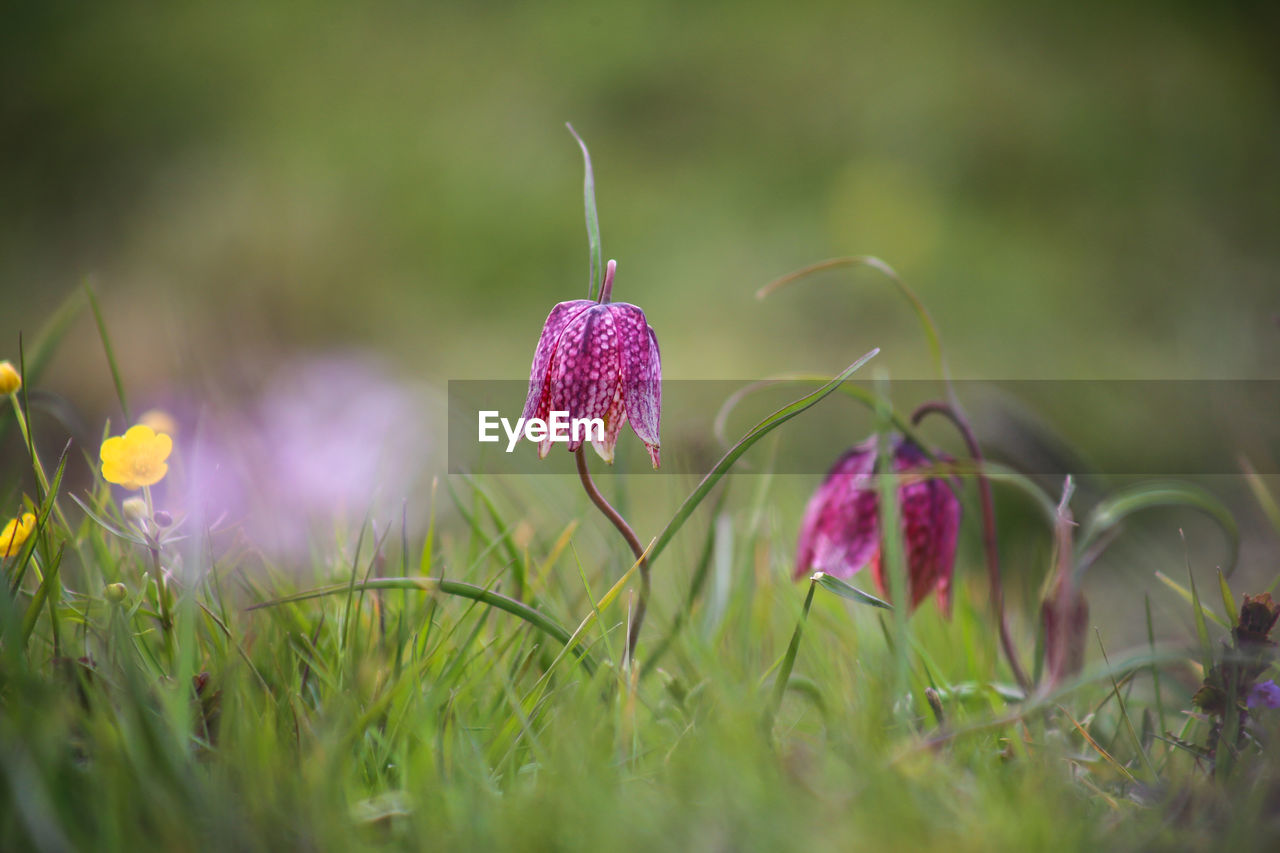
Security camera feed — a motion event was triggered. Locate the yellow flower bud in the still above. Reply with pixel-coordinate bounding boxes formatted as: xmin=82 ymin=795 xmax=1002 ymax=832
xmin=0 ymin=361 xmax=20 ymax=396
xmin=1 ymin=512 xmax=36 ymax=558
xmin=104 ymin=582 xmax=128 ymax=604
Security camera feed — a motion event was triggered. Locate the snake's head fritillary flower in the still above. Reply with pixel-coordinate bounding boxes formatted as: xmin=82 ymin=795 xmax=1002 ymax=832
xmin=1 ymin=512 xmax=36 ymax=558
xmin=100 ymin=424 xmax=173 ymax=490
xmin=521 ymin=259 xmax=662 ymax=466
xmin=0 ymin=361 xmax=20 ymax=396
xmin=793 ymin=435 xmax=960 ymax=615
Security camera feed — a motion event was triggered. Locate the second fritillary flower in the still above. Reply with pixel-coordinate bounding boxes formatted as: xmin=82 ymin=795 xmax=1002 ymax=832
xmin=794 ymin=435 xmax=960 ymax=614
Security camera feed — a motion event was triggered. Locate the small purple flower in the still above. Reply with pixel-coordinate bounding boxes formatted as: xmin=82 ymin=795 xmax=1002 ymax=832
xmin=522 ymin=260 xmax=661 ymax=466
xmin=1247 ymin=679 xmax=1280 ymax=710
xmin=794 ymin=435 xmax=960 ymax=615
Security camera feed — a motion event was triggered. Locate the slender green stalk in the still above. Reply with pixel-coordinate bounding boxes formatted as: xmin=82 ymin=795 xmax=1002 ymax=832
xmin=566 ymin=123 xmax=603 ymax=300
xmin=1095 ymin=629 xmax=1158 ymax=782
xmin=764 ymin=575 xmax=818 ymax=732
xmin=84 ymin=278 xmax=132 ymax=423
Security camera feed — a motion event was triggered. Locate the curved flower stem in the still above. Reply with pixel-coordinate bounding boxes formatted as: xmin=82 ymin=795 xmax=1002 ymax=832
xmin=575 ymin=447 xmax=649 ymax=664
xmin=911 ymin=400 xmax=1031 ymax=693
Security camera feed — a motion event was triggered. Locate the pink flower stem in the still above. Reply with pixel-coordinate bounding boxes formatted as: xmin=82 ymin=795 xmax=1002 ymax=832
xmin=575 ymin=447 xmax=649 ymax=664
xmin=911 ymin=400 xmax=1031 ymax=693
xmin=596 ymin=259 xmax=617 ymax=304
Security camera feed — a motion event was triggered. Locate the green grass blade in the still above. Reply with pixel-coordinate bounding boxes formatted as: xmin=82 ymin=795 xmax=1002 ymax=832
xmin=1076 ymin=482 xmax=1239 ymax=581
xmin=874 ymin=384 xmax=911 ymax=694
xmin=1239 ymin=455 xmax=1280 ymax=536
xmin=69 ymin=494 xmax=149 ymax=546
xmin=566 ymin=123 xmax=603 ymax=298
xmin=83 ymin=278 xmax=132 ymax=424
xmin=0 ymin=288 xmax=84 ymax=443
xmin=22 ymin=542 xmax=65 ymax=647
xmin=1094 ymin=629 xmax=1158 ymax=783
xmin=1216 ymin=569 xmax=1237 ymax=628
xmin=1153 ymin=570 xmax=1229 ymax=630
xmin=10 ymin=442 xmax=71 ymax=594
xmin=1144 ymin=594 xmax=1167 ymax=741
xmin=757 ymin=256 xmax=946 ymax=379
xmin=640 ymin=484 xmax=729 ymax=677
xmin=711 ymin=375 xmax=925 ymax=456
xmin=1059 ymin=704 xmax=1139 ymax=786
xmin=246 ymin=577 xmax=593 ymax=673
xmin=463 ymin=476 xmax=528 ymax=600
xmin=1186 ymin=561 xmax=1214 ymax=674
xmin=419 ymin=476 xmax=439 ymax=575
xmin=537 ymin=542 xmax=646 ymax=688
xmin=648 ymin=348 xmax=878 ymax=566
xmin=813 ymin=571 xmax=892 ymax=609
xmin=764 ymin=575 xmax=818 ymax=732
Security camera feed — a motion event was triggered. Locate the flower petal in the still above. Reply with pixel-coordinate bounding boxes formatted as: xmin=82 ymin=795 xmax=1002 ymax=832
xmin=135 ymin=462 xmax=168 ymax=488
xmin=1247 ymin=679 xmax=1280 ymax=710
xmin=547 ymin=305 xmax=622 ymax=456
xmin=100 ymin=435 xmax=127 ymax=464
xmin=893 ymin=439 xmax=960 ymax=615
xmin=102 ymin=460 xmax=140 ymax=489
xmin=794 ymin=441 xmax=879 ymax=579
xmin=591 ymin=384 xmax=627 ymax=464
xmin=522 ymin=300 xmax=593 ymax=422
xmin=153 ymin=431 xmax=174 ymax=464
xmin=613 ymin=303 xmax=662 ymax=468
xmin=124 ymin=424 xmax=157 ymax=444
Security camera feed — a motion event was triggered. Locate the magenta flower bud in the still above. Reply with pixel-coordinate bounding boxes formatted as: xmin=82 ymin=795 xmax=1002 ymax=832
xmin=793 ymin=435 xmax=960 ymax=615
xmin=522 ymin=260 xmax=662 ymax=466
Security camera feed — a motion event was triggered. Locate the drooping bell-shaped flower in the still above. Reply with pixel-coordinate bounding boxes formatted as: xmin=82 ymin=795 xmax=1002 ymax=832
xmin=522 ymin=260 xmax=661 ymax=466
xmin=793 ymin=435 xmax=960 ymax=614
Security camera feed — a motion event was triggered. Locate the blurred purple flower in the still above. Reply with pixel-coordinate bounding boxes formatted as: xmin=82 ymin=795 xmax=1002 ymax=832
xmin=522 ymin=260 xmax=661 ymax=466
xmin=794 ymin=435 xmax=960 ymax=615
xmin=1248 ymin=679 xmax=1280 ymax=710
xmin=177 ymin=353 xmax=436 ymax=562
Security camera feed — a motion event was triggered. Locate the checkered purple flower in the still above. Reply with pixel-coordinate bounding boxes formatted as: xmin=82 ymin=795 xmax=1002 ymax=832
xmin=794 ymin=435 xmax=960 ymax=614
xmin=521 ymin=260 xmax=661 ymax=466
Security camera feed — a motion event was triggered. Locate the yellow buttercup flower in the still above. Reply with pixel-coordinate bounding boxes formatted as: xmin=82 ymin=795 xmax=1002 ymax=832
xmin=100 ymin=425 xmax=173 ymax=490
xmin=1 ymin=513 xmax=36 ymax=558
xmin=0 ymin=361 xmax=20 ymax=396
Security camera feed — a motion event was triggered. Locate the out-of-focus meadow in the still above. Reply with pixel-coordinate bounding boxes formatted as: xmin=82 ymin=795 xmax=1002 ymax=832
xmin=4 ymin=4 xmax=1280 ymax=850
xmin=3 ymin=0 xmax=1278 ymax=390
xmin=4 ymin=0 xmax=1278 ymax=625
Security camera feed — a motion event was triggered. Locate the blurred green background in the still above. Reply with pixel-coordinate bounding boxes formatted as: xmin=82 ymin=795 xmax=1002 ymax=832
xmin=3 ymin=0 xmax=1278 ymax=400
xmin=1 ymin=0 xmax=1278 ymax=680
